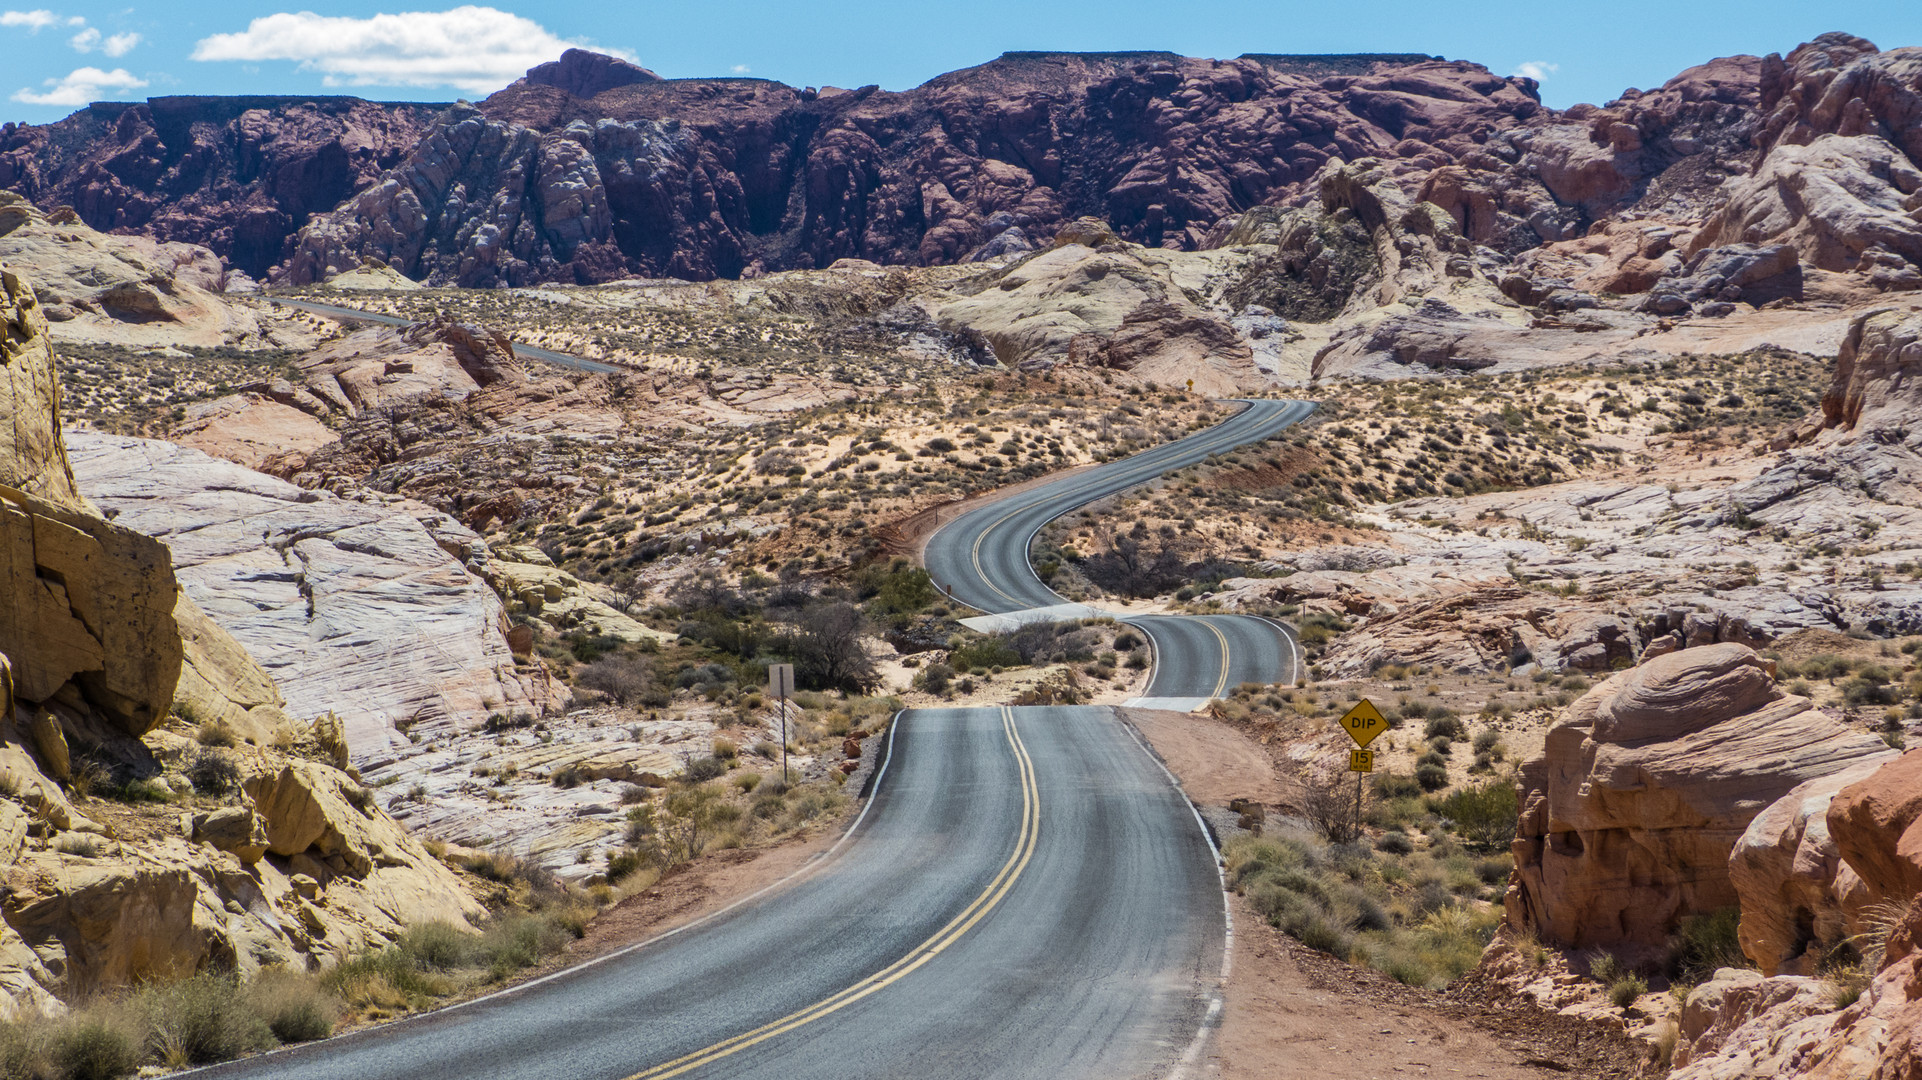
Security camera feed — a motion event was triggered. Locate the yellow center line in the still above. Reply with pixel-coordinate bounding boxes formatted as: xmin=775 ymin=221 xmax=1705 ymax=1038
xmin=1204 ymin=621 xmax=1232 ymax=699
xmin=621 ymin=708 xmax=1040 ymax=1080
xmin=968 ymin=506 xmax=1031 ymax=609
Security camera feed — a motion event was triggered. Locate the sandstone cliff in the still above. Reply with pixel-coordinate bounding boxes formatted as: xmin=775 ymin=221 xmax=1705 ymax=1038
xmin=1506 ymin=644 xmax=1890 ymax=953
xmin=0 ymin=260 xmax=480 ymax=1017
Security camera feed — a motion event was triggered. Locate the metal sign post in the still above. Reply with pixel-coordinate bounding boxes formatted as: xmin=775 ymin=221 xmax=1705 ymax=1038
xmin=769 ymin=664 xmax=795 ymax=783
xmin=1337 ymin=700 xmax=1384 ymax=843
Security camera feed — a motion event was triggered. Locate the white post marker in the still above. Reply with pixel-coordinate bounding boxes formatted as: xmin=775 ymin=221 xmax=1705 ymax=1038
xmin=769 ymin=663 xmax=795 ymax=781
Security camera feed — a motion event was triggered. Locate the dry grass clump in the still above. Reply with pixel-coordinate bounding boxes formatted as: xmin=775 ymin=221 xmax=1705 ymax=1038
xmin=1225 ymin=828 xmax=1505 ymax=989
xmin=0 ymin=971 xmax=338 ymax=1080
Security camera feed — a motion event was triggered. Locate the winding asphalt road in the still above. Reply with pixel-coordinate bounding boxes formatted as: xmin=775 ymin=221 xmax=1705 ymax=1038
xmin=192 ymin=341 xmax=1306 ymax=1078
xmin=924 ymin=398 xmax=1314 ymax=706
xmin=199 ymin=706 xmax=1222 ymax=1080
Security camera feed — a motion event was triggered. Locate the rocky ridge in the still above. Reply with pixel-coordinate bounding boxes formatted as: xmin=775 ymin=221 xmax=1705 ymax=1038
xmin=0 ymin=260 xmax=480 ymax=1019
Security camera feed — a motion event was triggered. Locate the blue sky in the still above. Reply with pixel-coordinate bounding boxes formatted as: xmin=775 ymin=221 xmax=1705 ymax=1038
xmin=3 ymin=1 xmax=1920 ymax=126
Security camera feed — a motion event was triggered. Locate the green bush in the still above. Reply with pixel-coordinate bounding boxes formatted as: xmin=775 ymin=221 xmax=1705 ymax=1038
xmin=1373 ymin=773 xmax=1423 ymax=800
xmin=1423 ymin=713 xmax=1466 ymax=741
xmin=1589 ymin=951 xmax=1621 ymax=984
xmin=1609 ymin=973 xmax=1648 ymax=1008
xmin=1433 ymin=782 xmax=1520 ymax=851
xmin=949 ymin=637 xmax=1023 ymax=672
xmin=1667 ymin=907 xmax=1747 ymax=982
xmin=1414 ymin=763 xmax=1449 ymax=792
xmin=683 ymin=756 xmax=728 ymax=783
xmin=605 ymin=851 xmax=644 ymax=884
xmin=396 ymin=920 xmax=471 ymax=971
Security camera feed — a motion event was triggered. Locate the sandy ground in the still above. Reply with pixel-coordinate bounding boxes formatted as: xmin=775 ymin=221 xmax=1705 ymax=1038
xmin=1124 ymin=707 xmax=1626 ymax=1080
xmin=1210 ymin=894 xmax=1568 ymax=1080
xmin=1121 ymin=707 xmax=1284 ymax=807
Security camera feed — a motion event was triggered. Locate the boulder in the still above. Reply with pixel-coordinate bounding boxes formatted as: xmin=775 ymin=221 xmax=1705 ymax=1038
xmin=1818 ymin=307 xmax=1922 ymax=436
xmin=1686 ymin=134 xmax=1922 ymax=279
xmin=1507 ymin=644 xmax=1891 ymax=951
xmin=185 ymin=807 xmax=270 ymax=864
xmin=1827 ymin=750 xmax=1922 ymax=905
xmin=1729 ymin=752 xmax=1898 ymax=974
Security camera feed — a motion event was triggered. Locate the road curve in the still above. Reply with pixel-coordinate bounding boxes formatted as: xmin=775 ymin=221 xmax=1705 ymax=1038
xmin=269 ymin=297 xmax=622 ymax=375
xmin=923 ymin=398 xmax=1314 ymax=702
xmin=195 ymin=706 xmax=1223 ymax=1080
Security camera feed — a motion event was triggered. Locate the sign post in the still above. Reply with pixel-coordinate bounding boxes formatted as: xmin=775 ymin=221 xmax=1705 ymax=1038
xmin=769 ymin=663 xmax=795 ymax=782
xmin=1336 ymin=699 xmax=1386 ymax=842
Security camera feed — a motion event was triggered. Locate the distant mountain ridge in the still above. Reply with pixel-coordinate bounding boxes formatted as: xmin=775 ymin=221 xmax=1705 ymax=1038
xmin=2 ymin=35 xmax=1920 ymax=301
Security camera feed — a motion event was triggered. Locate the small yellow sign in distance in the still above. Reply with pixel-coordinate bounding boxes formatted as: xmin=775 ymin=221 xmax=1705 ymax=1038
xmin=1349 ymin=749 xmax=1374 ymax=773
xmin=1338 ymin=699 xmax=1387 ymax=748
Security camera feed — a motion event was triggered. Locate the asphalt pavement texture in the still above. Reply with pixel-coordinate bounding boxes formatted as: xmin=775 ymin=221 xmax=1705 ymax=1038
xmin=197 ymin=707 xmax=1223 ymax=1080
xmin=923 ymin=398 xmax=1313 ymax=697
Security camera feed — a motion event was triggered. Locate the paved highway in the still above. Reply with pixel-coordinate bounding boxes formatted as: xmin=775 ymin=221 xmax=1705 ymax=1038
xmin=270 ymin=297 xmax=621 ymax=374
xmin=198 ymin=706 xmax=1224 ymax=1080
xmin=924 ymin=398 xmax=1313 ymax=703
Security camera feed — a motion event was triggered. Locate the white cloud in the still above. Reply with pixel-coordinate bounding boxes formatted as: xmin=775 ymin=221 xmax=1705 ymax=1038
xmin=731 ymin=64 xmax=750 ymax=74
xmin=70 ymin=27 xmax=140 ymax=55
xmin=191 ymin=6 xmax=632 ymax=95
xmin=1511 ymin=61 xmax=1559 ymax=82
xmin=1 ymin=9 xmax=69 ymax=31
xmin=12 ymin=65 xmax=147 ymax=106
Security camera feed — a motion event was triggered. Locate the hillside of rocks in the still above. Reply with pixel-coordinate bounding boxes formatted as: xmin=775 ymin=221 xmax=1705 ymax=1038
xmin=0 ymin=34 xmax=1914 ymax=319
xmin=0 ymin=260 xmax=481 ymax=1018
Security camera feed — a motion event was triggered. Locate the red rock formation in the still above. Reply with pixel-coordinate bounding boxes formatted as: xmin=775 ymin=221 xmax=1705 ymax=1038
xmin=0 ymin=96 xmax=443 ymax=278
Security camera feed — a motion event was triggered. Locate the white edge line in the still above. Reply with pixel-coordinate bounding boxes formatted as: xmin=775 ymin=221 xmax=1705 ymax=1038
xmin=1249 ymin=615 xmax=1302 ymax=686
xmin=1112 ymin=709 xmax=1233 ymax=1080
xmin=183 ymin=711 xmax=910 ymax=1076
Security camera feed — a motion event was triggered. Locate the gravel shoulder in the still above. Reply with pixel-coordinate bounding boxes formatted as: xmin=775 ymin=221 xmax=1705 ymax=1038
xmin=1125 ymin=707 xmax=1647 ymax=1080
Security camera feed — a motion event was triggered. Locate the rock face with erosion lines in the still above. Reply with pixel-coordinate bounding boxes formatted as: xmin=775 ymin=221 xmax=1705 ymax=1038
xmin=1506 ymin=644 xmax=1889 ymax=953
xmin=64 ymin=433 xmax=567 ymax=767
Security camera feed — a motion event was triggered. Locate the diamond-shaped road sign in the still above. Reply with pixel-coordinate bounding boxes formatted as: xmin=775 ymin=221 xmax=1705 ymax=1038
xmin=1338 ymin=699 xmax=1387 ymax=748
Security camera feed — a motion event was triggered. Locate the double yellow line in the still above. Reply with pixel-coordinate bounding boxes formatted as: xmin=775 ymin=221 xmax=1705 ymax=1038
xmin=969 ymin=506 xmax=1027 ymax=608
xmin=622 ymin=708 xmax=1040 ymax=1080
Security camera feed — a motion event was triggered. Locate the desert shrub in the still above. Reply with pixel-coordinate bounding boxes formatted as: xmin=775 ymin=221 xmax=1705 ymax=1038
xmin=1414 ymin=762 xmax=1449 ymax=792
xmin=195 ymin=721 xmax=237 ymax=748
xmin=184 ymin=748 xmax=240 ymax=796
xmin=1432 ymin=782 xmax=1520 ymax=851
xmin=949 ymin=636 xmax=1024 ymax=672
xmin=48 ymin=1015 xmax=139 ymax=1080
xmin=396 ymin=921 xmax=470 ymax=971
xmin=914 ymin=661 xmax=954 ymax=695
xmin=606 ymin=850 xmax=644 ymax=884
xmin=731 ymin=772 xmax=761 ymax=794
xmin=576 ymin=654 xmax=655 ymax=704
xmin=137 ymin=973 xmax=275 ymax=1067
xmin=470 ymin=914 xmax=572 ymax=980
xmin=683 ymin=756 xmax=728 ymax=783
xmin=1609 ymin=973 xmax=1648 ymax=1008
xmin=246 ymin=968 xmax=336 ymax=1044
xmin=1373 ymin=773 xmax=1423 ymax=800
xmin=712 ymin=738 xmax=739 ymax=760
xmin=1353 ymin=905 xmax=1500 ymax=989
xmin=0 ymin=1020 xmax=38 ymax=1080
xmin=776 ymin=603 xmax=880 ymax=693
xmin=1667 ymin=907 xmax=1747 ymax=982
xmin=1423 ymin=713 xmax=1466 ymax=741
xmin=550 ymin=765 xmax=584 ymax=789
xmin=1376 ymin=831 xmax=1414 ymax=855
xmin=866 ymin=561 xmax=937 ymax=614
xmin=1588 ymin=951 xmax=1621 ymax=984
xmin=1471 ymin=729 xmax=1501 ymax=754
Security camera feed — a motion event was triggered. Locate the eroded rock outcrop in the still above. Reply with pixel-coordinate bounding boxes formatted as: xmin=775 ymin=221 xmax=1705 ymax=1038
xmin=0 ymin=259 xmax=481 ymax=1018
xmin=0 ymin=193 xmax=312 ymax=349
xmin=65 ymin=432 xmax=565 ymax=763
xmin=1506 ymin=644 xmax=1890 ymax=952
